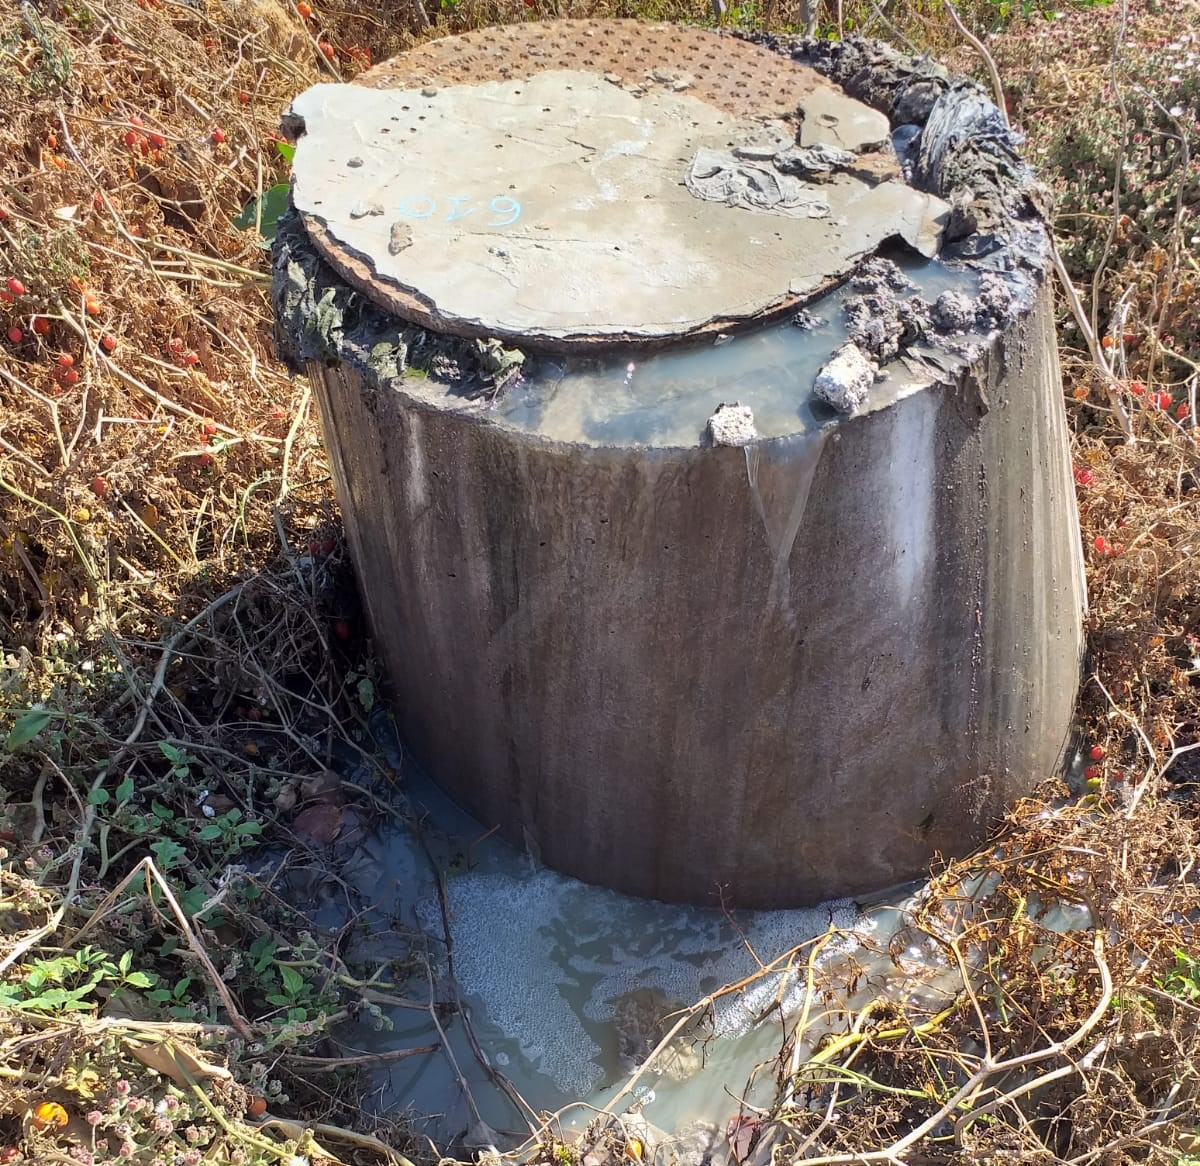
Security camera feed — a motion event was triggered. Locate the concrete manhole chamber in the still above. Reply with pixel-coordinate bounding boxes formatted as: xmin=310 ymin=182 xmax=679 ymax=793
xmin=273 ymin=21 xmax=1086 ymax=908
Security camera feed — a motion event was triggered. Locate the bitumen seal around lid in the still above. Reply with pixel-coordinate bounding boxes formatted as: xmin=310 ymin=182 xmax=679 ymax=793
xmin=285 ymin=21 xmax=951 ymax=354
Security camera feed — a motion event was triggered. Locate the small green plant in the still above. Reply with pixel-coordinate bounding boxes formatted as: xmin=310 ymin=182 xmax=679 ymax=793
xmin=146 ymin=972 xmax=199 ymax=1019
xmin=0 ymin=946 xmax=155 ymax=1013
xmin=234 ymin=140 xmax=294 ymax=245
xmin=1159 ymin=949 xmax=1200 ymax=1002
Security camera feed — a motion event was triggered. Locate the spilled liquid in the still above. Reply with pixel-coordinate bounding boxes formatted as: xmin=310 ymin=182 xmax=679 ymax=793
xmin=278 ymin=722 xmax=1093 ymax=1150
xmin=486 ymin=252 xmax=981 ymax=448
xmin=282 ymin=748 xmax=887 ymax=1143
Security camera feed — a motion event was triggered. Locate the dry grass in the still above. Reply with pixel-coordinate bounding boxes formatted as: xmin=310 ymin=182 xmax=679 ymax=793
xmin=0 ymin=0 xmax=1198 ymax=1163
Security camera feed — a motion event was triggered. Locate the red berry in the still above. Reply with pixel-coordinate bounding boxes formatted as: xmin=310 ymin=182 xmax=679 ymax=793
xmin=238 ymin=91 xmax=250 ymax=104
xmin=1089 ymin=745 xmax=1105 ymax=761
xmin=321 ymin=537 xmax=336 ymax=554
xmin=210 ymin=127 xmax=226 ymax=144
xmin=129 ymin=114 xmax=143 ymax=127
xmin=1093 ymin=536 xmax=1107 ymax=554
xmin=197 ymin=451 xmax=215 ymax=468
xmin=1129 ymin=380 xmax=1144 ymax=396
xmin=6 ymin=277 xmax=25 ymax=296
xmin=200 ymin=418 xmax=217 ymax=436
xmin=1084 ymin=765 xmax=1101 ymax=780
xmin=59 ymin=367 xmax=79 ymax=385
xmin=91 ymin=476 xmax=109 ymax=496
xmin=308 ymin=541 xmax=321 ymax=556
xmin=148 ymin=132 xmax=166 ymax=148
xmin=32 ymin=316 xmax=50 ymax=335
xmin=57 ymin=352 xmax=74 ymax=367
xmin=319 ymin=39 xmax=335 ymax=59
xmin=1178 ymin=403 xmax=1190 ymax=420
xmin=182 ymin=351 xmax=199 ymax=366
xmin=1073 ymin=466 xmax=1095 ymax=487
xmin=45 ymin=132 xmax=58 ymax=149
xmin=167 ymin=336 xmax=184 ymax=355
xmin=100 ymin=334 xmax=116 ymax=352
xmin=297 ymin=1 xmax=313 ymax=16
xmin=6 ymin=326 xmax=22 ymax=344
xmin=332 ymin=618 xmax=351 ymax=641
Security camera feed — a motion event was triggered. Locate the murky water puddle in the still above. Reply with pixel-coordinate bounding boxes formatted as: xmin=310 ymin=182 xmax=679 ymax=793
xmin=272 ymin=723 xmax=1093 ymax=1152
xmin=278 ymin=721 xmax=909 ymax=1145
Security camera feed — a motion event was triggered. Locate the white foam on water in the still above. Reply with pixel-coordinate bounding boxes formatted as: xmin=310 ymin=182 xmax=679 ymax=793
xmin=418 ymin=862 xmax=864 ymax=1096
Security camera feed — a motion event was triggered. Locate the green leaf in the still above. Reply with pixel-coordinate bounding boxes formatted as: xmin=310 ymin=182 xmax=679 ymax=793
xmin=275 ymin=140 xmax=295 ymax=164
xmin=180 ymin=885 xmax=208 ymax=917
xmin=235 ymin=821 xmax=262 ymax=836
xmin=173 ymin=977 xmax=193 ymax=1000
xmin=233 ymin=182 xmax=291 ymax=246
xmin=264 ymin=994 xmax=289 ymax=1007
xmin=198 ymin=823 xmax=224 ymax=841
xmin=151 ymin=800 xmax=175 ymax=821
xmin=22 ymin=987 xmax=75 ymax=1010
xmin=149 ymin=838 xmax=186 ymax=870
xmin=279 ymin=965 xmax=304 ymax=997
xmin=357 ymin=676 xmax=375 ymax=712
xmin=118 ymin=950 xmax=132 ymax=975
xmin=88 ymin=787 xmax=110 ymax=806
xmin=6 ymin=709 xmax=52 ymax=751
xmin=158 ymin=741 xmax=185 ymax=766
xmin=147 ymin=988 xmax=171 ymax=1004
xmin=124 ymin=971 xmax=155 ymax=989
xmin=115 ymin=776 xmax=135 ymax=805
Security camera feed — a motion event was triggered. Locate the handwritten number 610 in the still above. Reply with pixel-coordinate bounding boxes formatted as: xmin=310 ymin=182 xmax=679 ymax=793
xmin=396 ymin=195 xmax=521 ymax=227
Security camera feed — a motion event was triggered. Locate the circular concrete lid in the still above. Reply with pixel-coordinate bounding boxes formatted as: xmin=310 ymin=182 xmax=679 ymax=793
xmin=287 ymin=21 xmax=949 ymax=352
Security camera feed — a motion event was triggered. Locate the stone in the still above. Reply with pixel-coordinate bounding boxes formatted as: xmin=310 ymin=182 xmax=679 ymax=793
xmin=813 ymin=342 xmax=877 ymax=412
xmin=932 ymin=289 xmax=976 ymax=333
xmin=707 ymin=402 xmax=757 ymax=447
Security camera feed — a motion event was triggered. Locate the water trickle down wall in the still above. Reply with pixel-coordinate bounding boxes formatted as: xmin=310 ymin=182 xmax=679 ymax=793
xmin=272 ymin=21 xmax=1086 ymax=909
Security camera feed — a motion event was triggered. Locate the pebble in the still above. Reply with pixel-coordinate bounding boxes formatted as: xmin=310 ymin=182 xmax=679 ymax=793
xmin=707 ymin=401 xmax=757 ymax=447
xmin=932 ymin=289 xmax=975 ymax=333
xmin=813 ymin=343 xmax=877 ymax=413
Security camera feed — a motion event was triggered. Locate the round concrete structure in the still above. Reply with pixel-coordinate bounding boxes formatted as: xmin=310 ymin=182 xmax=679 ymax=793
xmin=274 ymin=22 xmax=1086 ymax=907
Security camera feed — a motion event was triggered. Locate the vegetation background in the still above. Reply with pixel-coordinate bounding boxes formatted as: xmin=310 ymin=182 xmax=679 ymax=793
xmin=0 ymin=0 xmax=1198 ymax=1163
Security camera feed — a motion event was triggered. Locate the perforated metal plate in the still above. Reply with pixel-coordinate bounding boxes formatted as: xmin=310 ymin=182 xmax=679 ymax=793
xmin=290 ymin=21 xmax=946 ymax=351
xmin=359 ymin=20 xmax=822 ymax=118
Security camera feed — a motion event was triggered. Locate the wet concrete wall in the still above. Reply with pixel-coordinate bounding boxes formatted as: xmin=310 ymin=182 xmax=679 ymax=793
xmin=275 ymin=27 xmax=1086 ymax=907
xmin=286 ymin=275 xmax=1082 ymax=907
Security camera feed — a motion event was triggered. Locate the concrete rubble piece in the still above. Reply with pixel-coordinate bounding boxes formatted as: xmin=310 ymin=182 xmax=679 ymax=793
xmin=274 ymin=21 xmax=1086 ymax=908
